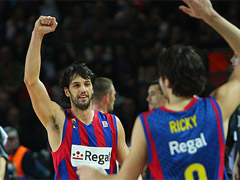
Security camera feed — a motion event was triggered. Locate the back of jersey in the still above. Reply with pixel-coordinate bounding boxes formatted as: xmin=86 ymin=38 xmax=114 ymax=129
xmin=140 ymin=96 xmax=226 ymax=180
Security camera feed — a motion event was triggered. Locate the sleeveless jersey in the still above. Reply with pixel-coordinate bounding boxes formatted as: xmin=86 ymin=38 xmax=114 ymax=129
xmin=51 ymin=109 xmax=118 ymax=179
xmin=140 ymin=97 xmax=226 ymax=180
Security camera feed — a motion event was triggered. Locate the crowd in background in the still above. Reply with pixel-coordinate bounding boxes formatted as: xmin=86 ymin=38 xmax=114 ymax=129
xmin=0 ymin=0 xmax=240 ymax=179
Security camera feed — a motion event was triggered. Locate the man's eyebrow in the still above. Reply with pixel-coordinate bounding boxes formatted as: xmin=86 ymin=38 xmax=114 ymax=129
xmin=71 ymin=81 xmax=80 ymax=84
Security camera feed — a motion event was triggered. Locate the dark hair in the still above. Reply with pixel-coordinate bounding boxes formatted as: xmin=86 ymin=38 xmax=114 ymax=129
xmin=93 ymin=77 xmax=113 ymax=102
xmin=4 ymin=126 xmax=18 ymax=137
xmin=150 ymin=79 xmax=163 ymax=95
xmin=59 ymin=62 xmax=95 ymax=104
xmin=150 ymin=79 xmax=159 ymax=86
xmin=157 ymin=45 xmax=206 ymax=97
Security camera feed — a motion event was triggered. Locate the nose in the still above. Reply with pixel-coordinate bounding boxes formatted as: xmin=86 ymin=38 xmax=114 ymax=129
xmin=80 ymin=85 xmax=87 ymax=92
xmin=146 ymin=95 xmax=150 ymax=102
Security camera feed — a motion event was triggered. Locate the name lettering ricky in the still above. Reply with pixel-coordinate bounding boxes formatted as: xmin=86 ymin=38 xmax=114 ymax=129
xmin=169 ymin=115 xmax=197 ymax=134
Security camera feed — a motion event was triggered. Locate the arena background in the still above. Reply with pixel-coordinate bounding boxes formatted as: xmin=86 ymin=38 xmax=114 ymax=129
xmin=0 ymin=0 xmax=239 ymax=178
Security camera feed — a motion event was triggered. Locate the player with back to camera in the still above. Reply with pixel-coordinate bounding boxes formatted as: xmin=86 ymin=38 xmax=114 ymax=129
xmin=77 ymin=0 xmax=240 ymax=179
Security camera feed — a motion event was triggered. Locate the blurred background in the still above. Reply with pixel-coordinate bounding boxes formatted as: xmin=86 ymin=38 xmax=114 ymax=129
xmin=0 ymin=0 xmax=239 ymax=178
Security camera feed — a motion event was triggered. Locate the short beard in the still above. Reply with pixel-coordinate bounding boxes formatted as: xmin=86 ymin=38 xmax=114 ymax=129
xmin=70 ymin=92 xmax=93 ymax=110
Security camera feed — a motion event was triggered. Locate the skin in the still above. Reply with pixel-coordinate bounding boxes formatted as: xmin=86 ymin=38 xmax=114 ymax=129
xmin=4 ymin=132 xmax=19 ymax=155
xmin=146 ymin=84 xmax=167 ymax=110
xmin=0 ymin=157 xmax=6 ymax=179
xmin=77 ymin=0 xmax=240 ymax=179
xmin=24 ymin=15 xmax=129 ymax=176
xmin=93 ymin=84 xmax=116 ymax=113
xmin=230 ymin=54 xmax=240 ymax=69
xmin=107 ymin=84 xmax=116 ymax=112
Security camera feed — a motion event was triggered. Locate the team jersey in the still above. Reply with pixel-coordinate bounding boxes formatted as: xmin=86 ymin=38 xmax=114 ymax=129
xmin=140 ymin=96 xmax=226 ymax=180
xmin=51 ymin=109 xmax=118 ymax=179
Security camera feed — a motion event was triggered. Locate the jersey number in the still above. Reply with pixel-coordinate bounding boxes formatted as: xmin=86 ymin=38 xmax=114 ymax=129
xmin=184 ymin=163 xmax=207 ymax=180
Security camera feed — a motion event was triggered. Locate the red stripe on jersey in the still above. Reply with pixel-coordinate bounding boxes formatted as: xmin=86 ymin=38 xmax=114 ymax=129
xmin=184 ymin=96 xmax=198 ymax=110
xmin=210 ymin=99 xmax=225 ymax=179
xmin=143 ymin=112 xmax=164 ymax=179
xmin=106 ymin=114 xmax=117 ymax=174
xmin=63 ymin=113 xmax=78 ymax=179
xmin=57 ymin=170 xmax=61 ymax=179
xmin=93 ymin=111 xmax=106 ymax=147
xmin=64 ymin=113 xmax=74 ymax=164
xmin=160 ymin=97 xmax=198 ymax=112
xmin=51 ymin=113 xmax=73 ymax=170
xmin=65 ymin=161 xmax=77 ymax=179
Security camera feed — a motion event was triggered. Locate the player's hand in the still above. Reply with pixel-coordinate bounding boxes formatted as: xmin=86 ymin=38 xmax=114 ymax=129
xmin=179 ymin=0 xmax=215 ymax=20
xmin=77 ymin=165 xmax=106 ymax=180
xmin=231 ymin=54 xmax=240 ymax=69
xmin=34 ymin=16 xmax=58 ymax=36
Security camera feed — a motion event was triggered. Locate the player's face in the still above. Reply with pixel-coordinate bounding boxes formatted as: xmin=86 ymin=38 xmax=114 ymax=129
xmin=5 ymin=132 xmax=19 ymax=154
xmin=147 ymin=84 xmax=167 ymax=110
xmin=107 ymin=84 xmax=116 ymax=112
xmin=67 ymin=75 xmax=93 ymax=110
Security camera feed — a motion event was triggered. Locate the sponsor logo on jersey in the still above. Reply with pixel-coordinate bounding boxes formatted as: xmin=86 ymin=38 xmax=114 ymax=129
xmin=71 ymin=145 xmax=112 ymax=169
xmin=102 ymin=121 xmax=108 ymax=127
xmin=72 ymin=118 xmax=76 ymax=123
xmin=169 ymin=133 xmax=207 ymax=155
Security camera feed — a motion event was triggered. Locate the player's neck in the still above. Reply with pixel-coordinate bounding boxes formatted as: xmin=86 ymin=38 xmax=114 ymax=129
xmin=71 ymin=106 xmax=94 ymax=125
xmin=92 ymin=102 xmax=107 ymax=113
xmin=165 ymin=95 xmax=194 ymax=111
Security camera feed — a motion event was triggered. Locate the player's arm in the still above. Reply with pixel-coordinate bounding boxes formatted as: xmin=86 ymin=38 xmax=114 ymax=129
xmin=117 ymin=116 xmax=147 ymax=179
xmin=77 ymin=116 xmax=147 ymax=180
xmin=180 ymin=0 xmax=240 ymax=133
xmin=115 ymin=116 xmax=129 ymax=165
xmin=210 ymin=63 xmax=240 ymax=137
xmin=179 ymin=0 xmax=240 ymax=56
xmin=0 ymin=156 xmax=6 ymax=179
xmin=24 ymin=16 xmax=64 ymax=151
xmin=116 ymin=116 xmax=143 ymax=180
xmin=233 ymin=151 xmax=240 ymax=180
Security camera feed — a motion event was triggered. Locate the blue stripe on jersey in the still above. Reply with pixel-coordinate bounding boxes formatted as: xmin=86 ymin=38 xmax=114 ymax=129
xmin=139 ymin=113 xmax=152 ymax=163
xmin=98 ymin=112 xmax=112 ymax=147
xmin=62 ymin=110 xmax=69 ymax=142
xmin=112 ymin=115 xmax=118 ymax=147
xmin=209 ymin=96 xmax=225 ymax=141
xmin=84 ymin=123 xmax=97 ymax=146
xmin=54 ymin=170 xmax=57 ymax=180
xmin=58 ymin=159 xmax=70 ymax=179
xmin=72 ymin=118 xmax=81 ymax=145
xmin=66 ymin=111 xmax=81 ymax=145
xmin=105 ymin=169 xmax=110 ymax=174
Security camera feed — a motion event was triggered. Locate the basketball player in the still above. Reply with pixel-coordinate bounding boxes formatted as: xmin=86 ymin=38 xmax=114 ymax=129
xmin=146 ymin=79 xmax=168 ymax=111
xmin=92 ymin=77 xmax=116 ymax=113
xmin=77 ymin=0 xmax=240 ymax=179
xmin=24 ymin=16 xmax=129 ymax=179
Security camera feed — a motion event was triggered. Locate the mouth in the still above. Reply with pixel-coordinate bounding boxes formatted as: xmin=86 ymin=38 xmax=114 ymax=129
xmin=79 ymin=95 xmax=88 ymax=101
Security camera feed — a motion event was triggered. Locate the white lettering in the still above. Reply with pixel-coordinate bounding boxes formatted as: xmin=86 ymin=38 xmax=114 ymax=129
xmin=169 ymin=133 xmax=207 ymax=156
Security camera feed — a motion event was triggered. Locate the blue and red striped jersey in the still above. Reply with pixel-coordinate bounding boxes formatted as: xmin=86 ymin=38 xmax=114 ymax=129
xmin=140 ymin=96 xmax=227 ymax=180
xmin=51 ymin=110 xmax=118 ymax=179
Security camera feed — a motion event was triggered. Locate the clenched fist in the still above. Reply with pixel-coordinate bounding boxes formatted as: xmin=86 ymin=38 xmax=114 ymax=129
xmin=34 ymin=16 xmax=58 ymax=36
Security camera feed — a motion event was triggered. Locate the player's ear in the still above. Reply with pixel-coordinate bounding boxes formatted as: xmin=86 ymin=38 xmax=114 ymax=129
xmin=64 ymin=87 xmax=70 ymax=97
xmin=104 ymin=94 xmax=110 ymax=103
xmin=165 ymin=78 xmax=171 ymax=88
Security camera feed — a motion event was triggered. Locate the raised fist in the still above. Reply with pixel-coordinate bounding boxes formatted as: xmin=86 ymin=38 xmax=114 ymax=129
xmin=34 ymin=16 xmax=58 ymax=35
